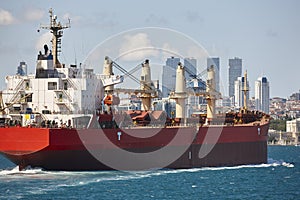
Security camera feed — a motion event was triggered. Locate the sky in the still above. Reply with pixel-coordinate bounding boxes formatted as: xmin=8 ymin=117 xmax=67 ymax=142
xmin=0 ymin=0 xmax=299 ymax=98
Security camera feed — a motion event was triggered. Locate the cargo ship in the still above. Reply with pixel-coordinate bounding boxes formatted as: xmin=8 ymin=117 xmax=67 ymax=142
xmin=0 ymin=9 xmax=269 ymax=171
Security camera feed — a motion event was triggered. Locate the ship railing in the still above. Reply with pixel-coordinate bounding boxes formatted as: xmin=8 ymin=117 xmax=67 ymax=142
xmin=66 ymin=78 xmax=79 ymax=90
xmin=62 ymin=90 xmax=73 ymax=102
xmin=54 ymin=90 xmax=73 ymax=102
xmin=55 ymin=100 xmax=73 ymax=112
xmin=8 ymin=79 xmax=25 ymax=103
xmin=40 ymin=113 xmax=49 ymax=121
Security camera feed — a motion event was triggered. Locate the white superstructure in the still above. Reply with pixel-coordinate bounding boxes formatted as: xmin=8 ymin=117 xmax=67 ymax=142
xmin=1 ymin=9 xmax=123 ymax=128
xmin=2 ymin=50 xmax=119 ymax=128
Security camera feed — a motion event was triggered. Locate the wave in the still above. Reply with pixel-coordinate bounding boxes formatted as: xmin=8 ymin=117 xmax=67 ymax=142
xmin=0 ymin=166 xmax=44 ymax=176
xmin=0 ymin=158 xmax=294 ymax=189
xmin=267 ymin=158 xmax=294 ymax=168
xmin=0 ymin=158 xmax=294 ymax=178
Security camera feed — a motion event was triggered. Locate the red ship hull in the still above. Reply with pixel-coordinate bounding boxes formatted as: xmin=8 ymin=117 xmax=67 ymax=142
xmin=0 ymin=122 xmax=268 ymax=171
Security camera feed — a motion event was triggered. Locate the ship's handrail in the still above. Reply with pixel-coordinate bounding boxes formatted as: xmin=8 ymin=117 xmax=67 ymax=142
xmin=55 ymin=100 xmax=73 ymax=112
xmin=67 ymin=78 xmax=79 ymax=90
xmin=54 ymin=89 xmax=73 ymax=103
xmin=8 ymin=79 xmax=25 ymax=103
xmin=62 ymin=90 xmax=73 ymax=102
xmin=40 ymin=113 xmax=49 ymax=121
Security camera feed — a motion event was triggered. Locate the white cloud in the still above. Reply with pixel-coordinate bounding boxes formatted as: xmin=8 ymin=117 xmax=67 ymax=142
xmin=118 ymin=33 xmax=158 ymax=61
xmin=24 ymin=8 xmax=44 ymax=21
xmin=161 ymin=42 xmax=181 ymax=60
xmin=0 ymin=9 xmax=15 ymax=25
xmin=35 ymin=32 xmax=52 ymax=51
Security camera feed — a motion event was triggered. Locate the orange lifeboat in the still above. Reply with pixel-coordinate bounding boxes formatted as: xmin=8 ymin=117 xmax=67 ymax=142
xmin=103 ymin=95 xmax=120 ymax=105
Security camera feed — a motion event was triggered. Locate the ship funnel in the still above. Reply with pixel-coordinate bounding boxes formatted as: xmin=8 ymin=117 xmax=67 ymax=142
xmin=170 ymin=62 xmax=187 ymax=119
xmin=140 ymin=59 xmax=152 ymax=111
xmin=206 ymin=65 xmax=216 ymax=124
xmin=44 ymin=44 xmax=49 ymax=55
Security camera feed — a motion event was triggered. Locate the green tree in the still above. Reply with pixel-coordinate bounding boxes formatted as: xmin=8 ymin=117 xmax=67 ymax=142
xmin=269 ymin=119 xmax=286 ymax=131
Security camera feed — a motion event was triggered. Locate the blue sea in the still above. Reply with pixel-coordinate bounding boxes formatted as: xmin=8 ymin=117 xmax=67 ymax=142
xmin=0 ymin=146 xmax=299 ymax=200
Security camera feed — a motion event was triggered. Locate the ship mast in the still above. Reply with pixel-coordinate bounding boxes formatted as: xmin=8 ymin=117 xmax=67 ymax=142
xmin=40 ymin=8 xmax=70 ymax=68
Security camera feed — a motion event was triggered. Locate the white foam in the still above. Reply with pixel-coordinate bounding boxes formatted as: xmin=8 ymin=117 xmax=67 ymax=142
xmin=268 ymin=158 xmax=294 ymax=168
xmin=0 ymin=158 xmax=294 ymax=188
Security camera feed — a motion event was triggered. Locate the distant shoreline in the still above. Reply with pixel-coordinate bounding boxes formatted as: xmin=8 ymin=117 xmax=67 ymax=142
xmin=268 ymin=143 xmax=299 ymax=146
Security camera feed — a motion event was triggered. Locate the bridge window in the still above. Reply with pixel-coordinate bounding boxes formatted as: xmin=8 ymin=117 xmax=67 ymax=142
xmin=63 ymin=81 xmax=68 ymax=90
xmin=48 ymin=82 xmax=57 ymax=90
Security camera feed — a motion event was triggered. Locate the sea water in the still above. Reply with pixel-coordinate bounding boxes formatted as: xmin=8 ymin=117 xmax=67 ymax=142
xmin=0 ymin=146 xmax=299 ymax=200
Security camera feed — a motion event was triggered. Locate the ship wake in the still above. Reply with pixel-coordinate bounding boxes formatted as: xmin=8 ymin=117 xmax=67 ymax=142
xmin=0 ymin=158 xmax=294 ymax=179
xmin=0 ymin=159 xmax=294 ymax=191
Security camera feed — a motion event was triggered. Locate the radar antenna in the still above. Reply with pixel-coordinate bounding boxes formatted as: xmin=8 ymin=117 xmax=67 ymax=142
xmin=40 ymin=8 xmax=71 ymax=68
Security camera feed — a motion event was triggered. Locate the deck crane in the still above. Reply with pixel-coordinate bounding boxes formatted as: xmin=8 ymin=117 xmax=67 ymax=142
xmin=101 ymin=57 xmax=159 ymax=112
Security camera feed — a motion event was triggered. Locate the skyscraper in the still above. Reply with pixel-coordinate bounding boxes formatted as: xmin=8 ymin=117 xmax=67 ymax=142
xmin=255 ymin=77 xmax=270 ymax=113
xmin=184 ymin=58 xmax=197 ymax=81
xmin=207 ymin=57 xmax=220 ymax=92
xmin=162 ymin=57 xmax=180 ymax=97
xmin=162 ymin=57 xmax=198 ymax=98
xmin=228 ymin=57 xmax=242 ymax=97
xmin=17 ymin=61 xmax=27 ymax=76
xmin=234 ymin=76 xmax=249 ymax=109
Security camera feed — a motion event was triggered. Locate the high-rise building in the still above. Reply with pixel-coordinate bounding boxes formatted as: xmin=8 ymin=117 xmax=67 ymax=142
xmin=234 ymin=76 xmax=249 ymax=109
xmin=17 ymin=61 xmax=27 ymax=76
xmin=207 ymin=57 xmax=220 ymax=92
xmin=228 ymin=57 xmax=242 ymax=97
xmin=255 ymin=77 xmax=270 ymax=113
xmin=184 ymin=58 xmax=197 ymax=81
xmin=162 ymin=57 xmax=180 ymax=97
xmin=162 ymin=57 xmax=198 ymax=98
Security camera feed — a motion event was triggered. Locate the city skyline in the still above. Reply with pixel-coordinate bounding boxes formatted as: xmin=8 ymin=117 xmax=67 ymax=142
xmin=255 ymin=76 xmax=270 ymax=113
xmin=207 ymin=57 xmax=220 ymax=93
xmin=0 ymin=0 xmax=299 ymax=98
xmin=228 ymin=57 xmax=243 ymax=97
xmin=234 ymin=76 xmax=249 ymax=109
xmin=161 ymin=57 xmax=180 ymax=98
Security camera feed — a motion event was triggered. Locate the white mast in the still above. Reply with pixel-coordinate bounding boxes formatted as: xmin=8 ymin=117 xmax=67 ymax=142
xmin=40 ymin=8 xmax=71 ymax=68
